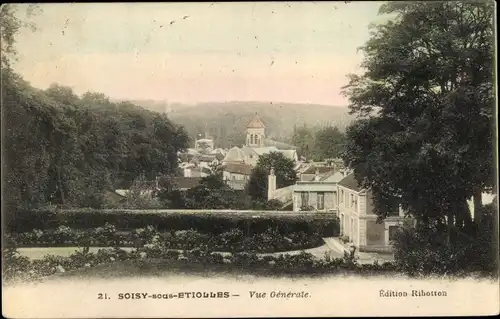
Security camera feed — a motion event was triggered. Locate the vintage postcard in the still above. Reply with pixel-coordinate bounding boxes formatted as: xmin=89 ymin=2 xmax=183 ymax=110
xmin=1 ymin=1 xmax=499 ymax=318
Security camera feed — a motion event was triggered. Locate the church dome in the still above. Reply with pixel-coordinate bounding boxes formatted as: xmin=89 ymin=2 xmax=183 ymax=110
xmin=222 ymin=146 xmax=246 ymax=163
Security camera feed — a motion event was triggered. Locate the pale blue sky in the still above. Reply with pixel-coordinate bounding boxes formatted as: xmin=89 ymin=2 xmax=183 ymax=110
xmin=13 ymin=1 xmax=387 ymax=105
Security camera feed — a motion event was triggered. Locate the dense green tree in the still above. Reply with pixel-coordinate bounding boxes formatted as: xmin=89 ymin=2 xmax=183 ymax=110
xmin=291 ymin=124 xmax=315 ymax=158
xmin=183 ymin=175 xmax=242 ymax=209
xmin=1 ymin=4 xmax=39 ymax=69
xmin=313 ymin=126 xmax=346 ymax=160
xmin=341 ymin=1 xmax=495 ymax=243
xmin=291 ymin=124 xmax=346 ymax=161
xmin=118 ymin=176 xmax=162 ymax=209
xmin=247 ymin=152 xmax=297 ymax=202
xmin=3 ymin=75 xmax=189 ymax=210
xmin=257 ymin=152 xmax=297 ymax=189
xmin=3 ymin=75 xmax=55 ymax=209
xmin=246 ymin=166 xmax=269 ymax=202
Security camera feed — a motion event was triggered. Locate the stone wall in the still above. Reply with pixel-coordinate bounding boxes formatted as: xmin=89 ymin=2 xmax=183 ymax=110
xmin=365 ymin=220 xmax=385 ymax=246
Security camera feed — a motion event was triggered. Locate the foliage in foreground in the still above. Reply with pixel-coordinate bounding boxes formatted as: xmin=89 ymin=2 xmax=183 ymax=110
xmin=392 ymin=212 xmax=496 ymax=277
xmin=2 ymin=245 xmax=395 ymax=284
xmin=6 ymin=225 xmax=325 ymax=254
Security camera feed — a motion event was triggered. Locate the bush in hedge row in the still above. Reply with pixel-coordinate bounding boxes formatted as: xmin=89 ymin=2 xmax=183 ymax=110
xmin=4 ymin=208 xmax=340 ymax=237
xmin=6 ymin=225 xmax=325 ymax=254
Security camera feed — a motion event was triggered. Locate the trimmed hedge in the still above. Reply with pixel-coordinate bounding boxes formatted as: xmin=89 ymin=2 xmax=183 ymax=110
xmin=5 ymin=208 xmax=340 ymax=237
xmin=6 ymin=226 xmax=325 ymax=253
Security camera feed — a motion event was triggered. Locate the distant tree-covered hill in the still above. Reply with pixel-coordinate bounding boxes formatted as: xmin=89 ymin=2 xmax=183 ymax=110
xmin=127 ymin=100 xmax=354 ymax=149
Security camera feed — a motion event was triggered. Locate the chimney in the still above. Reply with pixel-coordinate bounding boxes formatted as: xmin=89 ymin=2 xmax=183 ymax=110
xmin=267 ymin=167 xmax=277 ymax=200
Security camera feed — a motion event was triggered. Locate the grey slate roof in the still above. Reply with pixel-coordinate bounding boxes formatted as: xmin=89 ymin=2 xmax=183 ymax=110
xmin=337 ymin=173 xmax=363 ymax=191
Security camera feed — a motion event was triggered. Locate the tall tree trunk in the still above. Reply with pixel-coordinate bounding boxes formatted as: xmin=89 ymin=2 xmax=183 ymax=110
xmin=473 ymin=188 xmax=483 ymax=223
xmin=456 ymin=200 xmax=473 ymax=229
xmin=446 ymin=210 xmax=454 ymax=246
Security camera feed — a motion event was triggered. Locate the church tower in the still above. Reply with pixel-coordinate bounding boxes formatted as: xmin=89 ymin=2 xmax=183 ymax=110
xmin=246 ymin=113 xmax=266 ymax=147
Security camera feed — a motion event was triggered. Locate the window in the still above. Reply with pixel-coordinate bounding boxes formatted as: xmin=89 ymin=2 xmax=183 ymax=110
xmin=340 ymin=190 xmax=344 ymax=203
xmin=317 ymin=192 xmax=325 ymax=210
xmin=350 ymin=218 xmax=354 ymax=241
xmin=387 ymin=202 xmax=400 ymax=216
xmin=301 ymin=192 xmax=309 ymax=207
xmin=388 ymin=226 xmax=400 ymax=241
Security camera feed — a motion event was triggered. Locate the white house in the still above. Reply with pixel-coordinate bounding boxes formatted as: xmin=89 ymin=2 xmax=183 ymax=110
xmin=222 ymin=162 xmax=253 ymax=190
xmin=292 ymin=169 xmax=345 ymax=212
xmin=184 ymin=166 xmax=204 ymax=178
xmin=335 ymin=173 xmax=407 ymax=251
xmin=288 ymin=169 xmax=408 ymax=251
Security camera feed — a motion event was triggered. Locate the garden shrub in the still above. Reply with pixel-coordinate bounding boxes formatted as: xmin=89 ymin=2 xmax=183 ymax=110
xmin=163 ymin=250 xmax=181 ymax=260
xmin=218 ymin=228 xmax=245 ymax=248
xmin=392 ymin=215 xmax=496 ymax=277
xmin=7 ymin=226 xmax=326 ymax=254
xmin=3 ymin=244 xmax=402 ymax=284
xmin=2 ymin=246 xmax=31 ymax=281
xmin=206 ymin=252 xmax=224 ymax=264
xmin=230 ymin=252 xmax=262 ymax=267
xmin=270 ymin=252 xmax=316 ymax=272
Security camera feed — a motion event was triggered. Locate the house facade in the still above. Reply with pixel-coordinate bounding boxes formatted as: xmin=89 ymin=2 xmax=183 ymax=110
xmin=292 ymin=170 xmax=345 ymax=212
xmin=336 ymin=174 xmax=406 ymax=251
xmin=290 ymin=170 xmax=407 ymax=251
xmin=222 ymin=162 xmax=253 ymax=190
